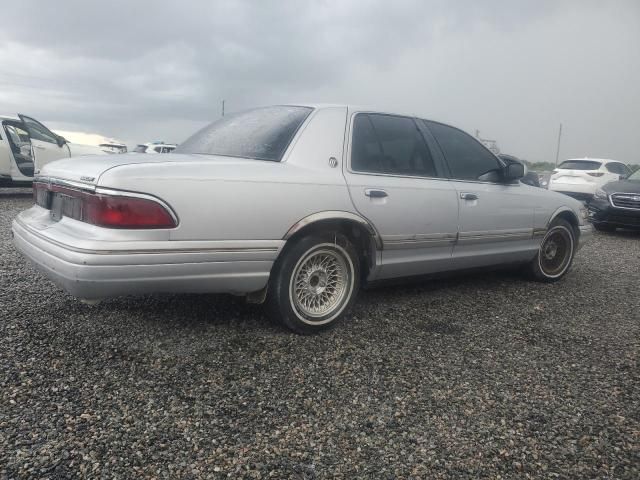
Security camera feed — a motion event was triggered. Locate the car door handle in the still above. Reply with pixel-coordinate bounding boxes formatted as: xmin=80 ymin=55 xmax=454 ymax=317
xmin=34 ymin=145 xmax=46 ymax=150
xmin=365 ymin=189 xmax=388 ymax=198
xmin=460 ymin=192 xmax=478 ymax=200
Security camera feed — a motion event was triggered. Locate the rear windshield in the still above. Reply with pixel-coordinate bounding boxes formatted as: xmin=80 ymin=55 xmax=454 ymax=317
xmin=175 ymin=106 xmax=313 ymax=161
xmin=558 ymin=160 xmax=602 ymax=170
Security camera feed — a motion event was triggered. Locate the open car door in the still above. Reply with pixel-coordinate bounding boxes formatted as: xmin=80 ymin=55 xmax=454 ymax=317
xmin=18 ymin=114 xmax=71 ymax=174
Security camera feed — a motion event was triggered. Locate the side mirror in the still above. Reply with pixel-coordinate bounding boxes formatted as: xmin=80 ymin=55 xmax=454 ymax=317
xmin=504 ymin=162 xmax=525 ymax=181
xmin=56 ymin=136 xmax=66 ymax=147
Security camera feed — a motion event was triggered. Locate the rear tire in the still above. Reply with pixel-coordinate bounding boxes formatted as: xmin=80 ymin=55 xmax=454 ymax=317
xmin=267 ymin=233 xmax=360 ymax=334
xmin=528 ymin=218 xmax=576 ymax=282
xmin=593 ymin=223 xmax=616 ymax=232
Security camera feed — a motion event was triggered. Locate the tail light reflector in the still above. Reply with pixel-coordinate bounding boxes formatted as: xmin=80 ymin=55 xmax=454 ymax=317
xmin=32 ymin=182 xmax=176 ymax=229
xmin=84 ymin=194 xmax=176 ymax=228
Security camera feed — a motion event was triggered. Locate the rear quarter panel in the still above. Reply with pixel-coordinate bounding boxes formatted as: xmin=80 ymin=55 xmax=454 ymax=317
xmin=97 ymin=107 xmax=356 ymax=241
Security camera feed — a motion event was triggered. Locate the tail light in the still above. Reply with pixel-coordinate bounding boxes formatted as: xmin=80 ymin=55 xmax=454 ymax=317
xmin=587 ymin=172 xmax=605 ymax=177
xmin=33 ymin=182 xmax=176 ymax=229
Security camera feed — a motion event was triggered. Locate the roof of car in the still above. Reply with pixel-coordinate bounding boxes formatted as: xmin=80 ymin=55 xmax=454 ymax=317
xmin=565 ymin=157 xmax=620 ymax=163
xmin=145 ymin=143 xmax=176 ymax=147
xmin=286 ymin=103 xmax=424 ymax=118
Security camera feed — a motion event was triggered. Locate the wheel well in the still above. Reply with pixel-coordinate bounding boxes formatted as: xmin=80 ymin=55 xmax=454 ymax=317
xmin=553 ymin=210 xmax=580 ymax=236
xmin=282 ymin=219 xmax=377 ymax=282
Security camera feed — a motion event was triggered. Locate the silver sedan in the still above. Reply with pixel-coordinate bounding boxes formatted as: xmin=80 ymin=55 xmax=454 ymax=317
xmin=13 ymin=105 xmax=592 ymax=333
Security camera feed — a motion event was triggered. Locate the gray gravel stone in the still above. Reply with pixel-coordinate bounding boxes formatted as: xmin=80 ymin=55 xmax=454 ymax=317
xmin=1 ymin=188 xmax=638 ymax=479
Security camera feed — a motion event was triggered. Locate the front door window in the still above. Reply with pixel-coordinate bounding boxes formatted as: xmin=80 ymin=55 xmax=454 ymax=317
xmin=424 ymin=120 xmax=501 ymax=182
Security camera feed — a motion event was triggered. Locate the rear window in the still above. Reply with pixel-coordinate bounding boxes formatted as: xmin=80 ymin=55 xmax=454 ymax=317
xmin=605 ymin=162 xmax=629 ymax=175
xmin=175 ymin=106 xmax=313 ymax=162
xmin=558 ymin=160 xmax=602 ymax=170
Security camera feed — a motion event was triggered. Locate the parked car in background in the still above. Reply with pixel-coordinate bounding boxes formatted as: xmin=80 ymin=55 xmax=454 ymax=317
xmin=13 ymin=105 xmax=591 ymax=333
xmin=548 ymin=158 xmax=631 ymax=201
xmin=588 ymin=167 xmax=640 ymax=231
xmin=539 ymin=172 xmax=552 ymax=189
xmin=99 ymin=141 xmax=127 ymax=154
xmin=0 ymin=114 xmax=107 ymax=186
xmin=133 ymin=142 xmax=177 ymax=154
xmin=497 ymin=154 xmax=541 ymax=187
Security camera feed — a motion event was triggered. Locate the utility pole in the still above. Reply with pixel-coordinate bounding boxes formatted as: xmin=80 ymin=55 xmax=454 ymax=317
xmin=222 ymin=100 xmax=225 ymax=117
xmin=555 ymin=123 xmax=563 ymax=166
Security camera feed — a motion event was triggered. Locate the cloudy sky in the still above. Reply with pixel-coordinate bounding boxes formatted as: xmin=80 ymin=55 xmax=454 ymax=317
xmin=1 ymin=0 xmax=639 ymax=163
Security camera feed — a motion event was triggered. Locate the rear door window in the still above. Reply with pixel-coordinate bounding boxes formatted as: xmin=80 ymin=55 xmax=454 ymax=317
xmin=557 ymin=160 xmax=602 ymax=170
xmin=351 ymin=113 xmax=439 ymax=177
xmin=605 ymin=162 xmax=629 ymax=175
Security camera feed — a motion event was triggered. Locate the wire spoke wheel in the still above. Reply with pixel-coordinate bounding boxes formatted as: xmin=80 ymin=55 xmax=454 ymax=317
xmin=538 ymin=226 xmax=574 ymax=278
xmin=289 ymin=246 xmax=353 ymax=323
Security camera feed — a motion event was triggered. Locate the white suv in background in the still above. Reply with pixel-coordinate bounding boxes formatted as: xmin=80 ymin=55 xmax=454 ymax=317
xmin=133 ymin=143 xmax=177 ymax=154
xmin=548 ymin=158 xmax=631 ymax=201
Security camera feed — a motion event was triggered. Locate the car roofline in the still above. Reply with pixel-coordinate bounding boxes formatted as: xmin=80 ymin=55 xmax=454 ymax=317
xmin=564 ymin=157 xmax=619 ymax=163
xmin=270 ymin=103 xmax=424 ymax=120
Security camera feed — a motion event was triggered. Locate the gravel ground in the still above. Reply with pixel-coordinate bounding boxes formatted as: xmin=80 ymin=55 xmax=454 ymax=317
xmin=1 ymin=189 xmax=639 ymax=479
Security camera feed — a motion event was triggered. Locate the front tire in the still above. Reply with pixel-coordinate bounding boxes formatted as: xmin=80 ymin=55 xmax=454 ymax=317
xmin=267 ymin=233 xmax=360 ymax=334
xmin=528 ymin=218 xmax=576 ymax=282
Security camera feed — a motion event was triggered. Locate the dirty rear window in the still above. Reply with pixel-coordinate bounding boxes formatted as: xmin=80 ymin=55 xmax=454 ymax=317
xmin=175 ymin=106 xmax=313 ymax=162
xmin=558 ymin=160 xmax=602 ymax=170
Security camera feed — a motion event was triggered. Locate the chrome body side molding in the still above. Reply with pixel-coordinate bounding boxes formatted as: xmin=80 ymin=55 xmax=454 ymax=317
xmin=457 ymin=228 xmax=533 ymax=244
xmin=383 ymin=232 xmax=457 ymax=249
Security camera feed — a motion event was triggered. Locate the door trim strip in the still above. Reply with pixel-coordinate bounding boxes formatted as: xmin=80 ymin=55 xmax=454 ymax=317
xmin=383 ymin=232 xmax=457 ymax=250
xmin=457 ymin=228 xmax=533 ymax=244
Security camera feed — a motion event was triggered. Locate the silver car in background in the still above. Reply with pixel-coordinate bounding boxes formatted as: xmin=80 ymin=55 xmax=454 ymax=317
xmin=13 ymin=105 xmax=592 ymax=333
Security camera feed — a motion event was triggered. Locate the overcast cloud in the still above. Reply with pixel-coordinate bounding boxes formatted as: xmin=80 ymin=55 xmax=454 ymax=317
xmin=1 ymin=0 xmax=639 ymax=163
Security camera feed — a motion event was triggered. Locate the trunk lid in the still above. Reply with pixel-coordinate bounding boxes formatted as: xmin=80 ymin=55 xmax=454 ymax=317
xmin=551 ymin=169 xmax=593 ymax=184
xmin=37 ymin=153 xmax=255 ymax=186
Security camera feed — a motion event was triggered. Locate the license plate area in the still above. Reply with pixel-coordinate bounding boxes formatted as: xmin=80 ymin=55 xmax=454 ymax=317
xmin=557 ymin=176 xmax=586 ymax=184
xmin=50 ymin=192 xmax=82 ymax=222
xmin=35 ymin=186 xmax=51 ymax=209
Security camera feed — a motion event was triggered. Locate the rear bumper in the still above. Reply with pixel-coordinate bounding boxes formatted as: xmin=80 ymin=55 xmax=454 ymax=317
xmin=588 ymin=199 xmax=640 ymax=229
xmin=12 ymin=212 xmax=284 ymax=299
